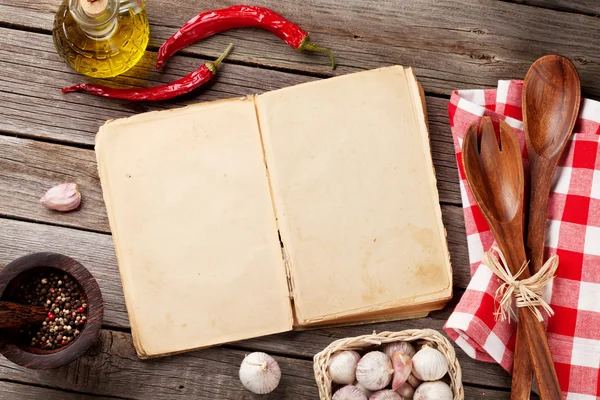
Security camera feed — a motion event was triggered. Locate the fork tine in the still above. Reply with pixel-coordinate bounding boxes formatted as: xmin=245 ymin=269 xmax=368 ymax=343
xmin=498 ymin=120 xmax=520 ymax=154
xmin=463 ymin=122 xmax=479 ymax=155
xmin=479 ymin=116 xmax=500 ymax=157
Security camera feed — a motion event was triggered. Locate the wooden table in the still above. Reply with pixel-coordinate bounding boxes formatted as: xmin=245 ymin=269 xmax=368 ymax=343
xmin=0 ymin=0 xmax=598 ymax=398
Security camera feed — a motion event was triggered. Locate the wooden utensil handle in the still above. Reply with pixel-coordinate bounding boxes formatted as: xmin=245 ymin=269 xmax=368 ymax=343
xmin=511 ymin=321 xmax=533 ymax=399
xmin=0 ymin=301 xmax=47 ymax=329
xmin=513 ymin=160 xmax=556 ymax=399
xmin=526 ymin=159 xmax=555 ymax=274
xmin=518 ymin=307 xmax=562 ymax=400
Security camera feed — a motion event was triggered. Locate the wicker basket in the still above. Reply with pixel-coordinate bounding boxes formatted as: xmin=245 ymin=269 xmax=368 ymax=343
xmin=313 ymin=329 xmax=464 ymax=400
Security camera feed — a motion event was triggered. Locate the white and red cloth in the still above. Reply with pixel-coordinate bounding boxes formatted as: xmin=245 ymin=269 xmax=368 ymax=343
xmin=443 ymin=80 xmax=600 ymax=398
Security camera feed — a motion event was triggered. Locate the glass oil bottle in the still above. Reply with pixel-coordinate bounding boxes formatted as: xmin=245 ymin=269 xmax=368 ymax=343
xmin=53 ymin=0 xmax=150 ymax=78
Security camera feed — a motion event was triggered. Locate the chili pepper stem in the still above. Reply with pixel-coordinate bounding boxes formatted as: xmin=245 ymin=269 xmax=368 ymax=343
xmin=206 ymin=43 xmax=234 ymax=74
xmin=298 ymin=36 xmax=336 ymax=70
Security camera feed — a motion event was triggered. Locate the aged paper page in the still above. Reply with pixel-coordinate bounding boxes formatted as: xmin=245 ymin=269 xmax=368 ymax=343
xmin=256 ymin=66 xmax=452 ymax=325
xmin=96 ymin=98 xmax=293 ymax=357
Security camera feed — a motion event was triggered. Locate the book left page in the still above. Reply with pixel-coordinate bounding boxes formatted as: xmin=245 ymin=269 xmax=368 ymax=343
xmin=96 ymin=97 xmax=293 ymax=358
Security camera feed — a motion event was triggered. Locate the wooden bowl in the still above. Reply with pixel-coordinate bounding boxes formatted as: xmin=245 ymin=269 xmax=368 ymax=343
xmin=0 ymin=252 xmax=103 ymax=369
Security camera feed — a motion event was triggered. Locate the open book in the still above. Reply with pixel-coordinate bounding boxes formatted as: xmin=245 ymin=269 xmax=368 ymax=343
xmin=96 ymin=66 xmax=452 ymax=358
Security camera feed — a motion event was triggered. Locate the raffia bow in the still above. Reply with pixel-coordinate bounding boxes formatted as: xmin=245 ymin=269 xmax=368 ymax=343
xmin=482 ymin=247 xmax=558 ymax=322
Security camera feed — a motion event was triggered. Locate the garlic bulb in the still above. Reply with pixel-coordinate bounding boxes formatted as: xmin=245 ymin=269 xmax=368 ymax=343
xmin=329 ymin=350 xmax=361 ymax=384
xmin=411 ymin=346 xmax=448 ymax=381
xmin=354 ymin=381 xmax=374 ymax=398
xmin=395 ymin=382 xmax=415 ymax=398
xmin=333 ymin=385 xmax=368 ymax=400
xmin=356 ymin=351 xmax=393 ymax=391
xmin=369 ymin=390 xmax=402 ymax=400
xmin=383 ymin=341 xmax=416 ymax=358
xmin=391 ymin=351 xmax=412 ymax=390
xmin=40 ymin=183 xmax=81 ymax=212
xmin=413 ymin=381 xmax=453 ymax=400
xmin=407 ymin=373 xmax=421 ymax=388
xmin=239 ymin=352 xmax=281 ymax=394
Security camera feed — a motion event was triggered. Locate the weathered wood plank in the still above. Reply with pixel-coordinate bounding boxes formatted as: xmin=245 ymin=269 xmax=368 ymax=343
xmin=1 ymin=0 xmax=599 ymax=97
xmin=0 ymin=136 xmax=106 ymax=233
xmin=501 ymin=0 xmax=600 ymax=15
xmin=0 ymin=28 xmax=461 ymax=205
xmin=0 ymin=380 xmax=121 ymax=400
xmin=0 ymin=218 xmax=129 ymax=328
xmin=0 ymin=131 xmax=459 ymax=238
xmin=0 ymin=208 xmax=469 ymax=328
xmin=0 ymin=328 xmax=514 ymax=397
xmin=0 ymin=217 xmax=511 ymax=390
xmin=0 ymin=330 xmax=319 ymax=400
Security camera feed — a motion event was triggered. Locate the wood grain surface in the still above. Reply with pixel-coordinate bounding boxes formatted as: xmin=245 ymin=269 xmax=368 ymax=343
xmin=0 ymin=328 xmax=516 ymax=400
xmin=1 ymin=0 xmax=597 ymax=397
xmin=0 ymin=380 xmax=118 ymax=400
xmin=0 ymin=26 xmax=462 ymax=209
xmin=0 ymin=0 xmax=599 ymax=98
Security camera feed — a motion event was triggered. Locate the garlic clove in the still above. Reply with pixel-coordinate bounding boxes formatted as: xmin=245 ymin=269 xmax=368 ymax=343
xmin=333 ymin=385 xmax=368 ymax=400
xmin=395 ymin=381 xmax=415 ymax=398
xmin=356 ymin=351 xmax=394 ymax=391
xmin=391 ymin=351 xmax=412 ymax=390
xmin=40 ymin=183 xmax=81 ymax=212
xmin=239 ymin=352 xmax=281 ymax=394
xmin=411 ymin=346 xmax=448 ymax=381
xmin=329 ymin=350 xmax=361 ymax=384
xmin=354 ymin=381 xmax=374 ymax=398
xmin=369 ymin=390 xmax=402 ymax=400
xmin=383 ymin=341 xmax=416 ymax=359
xmin=407 ymin=373 xmax=421 ymax=389
xmin=413 ymin=381 xmax=453 ymax=400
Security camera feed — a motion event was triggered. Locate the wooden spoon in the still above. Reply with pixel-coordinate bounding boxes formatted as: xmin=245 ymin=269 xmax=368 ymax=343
xmin=462 ymin=117 xmax=561 ymax=400
xmin=0 ymin=301 xmax=47 ymax=329
xmin=524 ymin=55 xmax=580 ymax=271
xmin=511 ymin=55 xmax=581 ymax=398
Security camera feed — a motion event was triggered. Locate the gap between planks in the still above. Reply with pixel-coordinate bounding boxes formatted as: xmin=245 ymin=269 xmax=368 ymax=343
xmin=0 ymin=379 xmax=131 ymax=400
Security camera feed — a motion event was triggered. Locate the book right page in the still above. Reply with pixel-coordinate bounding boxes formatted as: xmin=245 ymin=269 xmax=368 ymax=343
xmin=255 ymin=66 xmax=452 ymax=326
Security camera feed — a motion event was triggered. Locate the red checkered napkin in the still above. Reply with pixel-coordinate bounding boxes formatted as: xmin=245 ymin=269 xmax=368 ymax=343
xmin=443 ymin=80 xmax=600 ymax=398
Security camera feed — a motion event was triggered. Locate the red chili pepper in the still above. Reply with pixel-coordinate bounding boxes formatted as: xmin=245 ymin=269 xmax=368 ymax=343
xmin=156 ymin=5 xmax=335 ymax=70
xmin=62 ymin=44 xmax=233 ymax=101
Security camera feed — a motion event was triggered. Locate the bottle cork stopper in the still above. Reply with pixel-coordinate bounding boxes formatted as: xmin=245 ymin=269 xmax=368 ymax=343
xmin=81 ymin=0 xmax=109 ymax=17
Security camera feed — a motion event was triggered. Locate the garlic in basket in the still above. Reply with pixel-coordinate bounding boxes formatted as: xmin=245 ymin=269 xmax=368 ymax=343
xmin=413 ymin=381 xmax=453 ymax=400
xmin=395 ymin=382 xmax=415 ymax=398
xmin=332 ymin=385 xmax=368 ymax=400
xmin=354 ymin=381 xmax=373 ymax=398
xmin=356 ymin=351 xmax=393 ymax=391
xmin=382 ymin=341 xmax=416 ymax=358
xmin=369 ymin=390 xmax=402 ymax=400
xmin=239 ymin=352 xmax=281 ymax=394
xmin=411 ymin=346 xmax=448 ymax=381
xmin=329 ymin=350 xmax=361 ymax=384
xmin=391 ymin=351 xmax=412 ymax=389
xmin=407 ymin=373 xmax=421 ymax=388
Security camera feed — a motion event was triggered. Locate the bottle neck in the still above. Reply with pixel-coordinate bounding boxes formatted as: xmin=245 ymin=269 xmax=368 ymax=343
xmin=69 ymin=0 xmax=119 ymax=39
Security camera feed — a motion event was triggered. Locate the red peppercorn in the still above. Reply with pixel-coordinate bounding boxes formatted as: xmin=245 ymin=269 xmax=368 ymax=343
xmin=49 ymin=288 xmax=55 ymax=293
xmin=77 ymin=307 xmax=84 ymax=313
xmin=61 ymin=340 xmax=67 ymax=346
xmin=48 ymin=312 xmax=55 ymax=320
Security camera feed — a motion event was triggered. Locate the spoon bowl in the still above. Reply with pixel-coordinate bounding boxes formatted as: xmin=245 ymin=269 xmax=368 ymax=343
xmin=524 ymin=55 xmax=580 ymax=158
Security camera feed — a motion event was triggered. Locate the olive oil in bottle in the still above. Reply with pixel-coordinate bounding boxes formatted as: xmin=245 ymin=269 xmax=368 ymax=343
xmin=53 ymin=0 xmax=150 ymax=78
